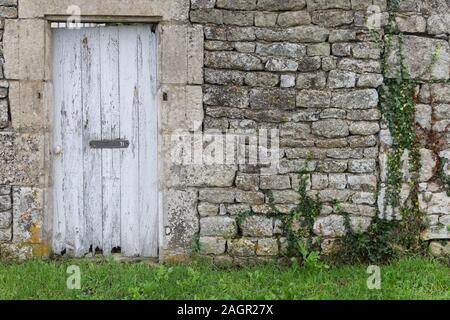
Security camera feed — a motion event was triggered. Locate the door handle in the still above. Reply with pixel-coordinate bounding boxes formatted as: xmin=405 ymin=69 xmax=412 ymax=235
xmin=54 ymin=145 xmax=62 ymax=156
xmin=89 ymin=139 xmax=130 ymax=149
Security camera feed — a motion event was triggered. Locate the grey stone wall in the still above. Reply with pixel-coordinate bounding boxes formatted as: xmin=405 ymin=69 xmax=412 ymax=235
xmin=0 ymin=0 xmax=449 ymax=260
xmin=189 ymin=0 xmax=450 ymax=262
xmin=381 ymin=1 xmax=450 ymax=256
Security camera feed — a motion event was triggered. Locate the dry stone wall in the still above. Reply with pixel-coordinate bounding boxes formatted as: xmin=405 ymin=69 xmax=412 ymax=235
xmin=190 ymin=0 xmax=386 ymax=264
xmin=0 ymin=0 xmax=449 ymax=260
xmin=189 ymin=0 xmax=450 ymax=263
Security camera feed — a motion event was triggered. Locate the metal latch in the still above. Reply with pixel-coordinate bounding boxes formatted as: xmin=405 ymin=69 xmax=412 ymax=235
xmin=89 ymin=139 xmax=130 ymax=149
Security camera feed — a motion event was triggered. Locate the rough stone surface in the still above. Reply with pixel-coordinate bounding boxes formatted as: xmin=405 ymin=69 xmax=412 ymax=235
xmin=240 ymin=215 xmax=273 ymax=237
xmin=332 ymin=90 xmax=379 ymax=109
xmin=169 ymin=165 xmax=237 ymax=187
xmin=164 ymin=189 xmax=199 ymax=256
xmin=256 ymin=238 xmax=279 ymax=256
xmin=199 ymin=237 xmax=227 ymax=255
xmin=198 ymin=202 xmax=219 ymax=217
xmin=349 ymin=122 xmax=380 ymax=135
xmin=328 ymin=70 xmax=356 ymax=88
xmin=260 ymin=175 xmax=291 ymax=190
xmin=0 ymin=211 xmax=12 ymax=229
xmin=278 ymin=11 xmax=311 ymax=27
xmin=387 ymin=36 xmax=450 ymax=80
xmin=1 ymin=0 xmax=449 ymax=261
xmin=228 ymin=238 xmax=256 ymax=256
xmin=0 ymin=100 xmax=8 ymax=129
xmin=312 ymin=119 xmax=349 ymax=138
xmin=0 ymin=133 xmax=44 ymax=185
xmin=429 ymin=241 xmax=450 ymax=257
xmin=0 ymin=195 xmax=12 ymax=212
xmin=200 ymin=217 xmax=237 ymax=238
xmin=419 ymin=149 xmax=437 ymax=182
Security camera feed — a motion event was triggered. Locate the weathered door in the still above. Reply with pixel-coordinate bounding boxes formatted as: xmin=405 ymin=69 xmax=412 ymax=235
xmin=52 ymin=25 xmax=158 ymax=257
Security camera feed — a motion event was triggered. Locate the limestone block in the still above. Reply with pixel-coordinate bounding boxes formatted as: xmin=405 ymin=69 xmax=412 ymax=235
xmin=168 ymin=165 xmax=237 ymax=188
xmin=311 ymin=10 xmax=354 ymax=28
xmin=307 ymin=0 xmax=351 ymax=11
xmin=205 ymin=51 xmax=264 ymax=70
xmin=216 ymin=0 xmax=257 ymax=10
xmin=349 ymin=122 xmax=380 ymax=136
xmin=187 ymin=25 xmax=204 ymax=85
xmin=265 ymin=57 xmax=298 ymax=72
xmin=199 ymin=188 xmax=236 ymax=204
xmin=198 ymin=202 xmax=219 ymax=217
xmin=256 ymin=238 xmax=279 ymax=256
xmin=260 ymin=175 xmax=291 ymax=190
xmin=0 ymin=195 xmax=11 ymax=212
xmin=331 ymin=89 xmax=379 ymax=109
xmin=12 ymin=187 xmax=44 ymax=244
xmin=395 ymin=14 xmax=427 ymax=33
xmin=0 ymin=211 xmax=12 ymax=229
xmin=250 ymin=88 xmax=296 ymax=109
xmin=199 ymin=237 xmax=226 ymax=255
xmin=161 ymin=24 xmax=188 ymax=84
xmin=255 ymin=25 xmax=329 ymax=43
xmin=19 ymin=0 xmax=189 ymax=21
xmin=235 ymin=174 xmax=259 ymax=191
xmin=235 ymin=190 xmax=265 ymax=205
xmin=228 ymin=238 xmax=256 ymax=256
xmin=190 ymin=9 xmax=223 ymax=24
xmin=427 ymin=14 xmax=450 ymax=35
xmin=226 ymin=203 xmax=251 ymax=215
xmin=0 ymin=133 xmax=45 ymax=185
xmin=296 ymin=72 xmax=327 ymax=89
xmin=347 ymin=174 xmax=377 ymax=191
xmin=419 ymin=149 xmax=437 ymax=182
xmin=240 ymin=215 xmax=273 ymax=237
xmin=9 ymin=81 xmax=44 ymax=130
xmin=257 ymin=0 xmax=306 ymax=11
xmin=357 ymin=73 xmax=383 ymax=88
xmin=328 ymin=70 xmax=356 ymax=89
xmin=200 ymin=216 xmax=237 ymax=237
xmin=160 ymin=85 xmax=203 ymax=132
xmin=191 ymin=0 xmax=216 ymax=9
xmin=387 ymin=35 xmax=450 ymax=81
xmin=0 ymin=4 xmax=17 ymax=18
xmin=256 ymin=42 xmax=306 ymax=59
xmin=0 ymin=228 xmax=12 ymax=242
xmin=4 ymin=19 xmax=45 ymax=80
xmin=312 ymin=119 xmax=349 ymax=138
xmin=255 ymin=12 xmax=278 ymax=27
xmin=204 ymin=85 xmax=249 ymax=108
xmin=429 ymin=241 xmax=450 ymax=257
xmin=277 ymin=11 xmax=311 ymax=27
xmin=164 ymin=189 xmax=199 ymax=253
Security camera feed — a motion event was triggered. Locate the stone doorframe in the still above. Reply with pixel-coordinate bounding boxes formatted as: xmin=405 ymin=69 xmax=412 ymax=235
xmin=3 ymin=0 xmax=204 ymax=259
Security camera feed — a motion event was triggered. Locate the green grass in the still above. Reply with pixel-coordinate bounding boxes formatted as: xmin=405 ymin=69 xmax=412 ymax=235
xmin=0 ymin=256 xmax=448 ymax=300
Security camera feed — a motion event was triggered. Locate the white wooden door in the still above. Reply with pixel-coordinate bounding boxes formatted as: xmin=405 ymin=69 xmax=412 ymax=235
xmin=52 ymin=25 xmax=158 ymax=257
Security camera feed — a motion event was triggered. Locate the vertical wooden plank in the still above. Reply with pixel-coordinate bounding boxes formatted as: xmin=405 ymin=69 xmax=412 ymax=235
xmin=119 ymin=26 xmax=140 ymax=256
xmin=61 ymin=29 xmax=87 ymax=257
xmin=137 ymin=26 xmax=159 ymax=257
xmin=81 ymin=27 xmax=103 ymax=253
xmin=52 ymin=29 xmax=65 ymax=254
xmin=100 ymin=26 xmax=121 ymax=255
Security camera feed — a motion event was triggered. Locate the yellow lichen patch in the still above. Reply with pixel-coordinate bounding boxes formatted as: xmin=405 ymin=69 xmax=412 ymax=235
xmin=162 ymin=253 xmax=190 ymax=264
xmin=29 ymin=223 xmax=42 ymax=244
xmin=32 ymin=241 xmax=51 ymax=257
xmin=17 ymin=224 xmax=50 ymax=257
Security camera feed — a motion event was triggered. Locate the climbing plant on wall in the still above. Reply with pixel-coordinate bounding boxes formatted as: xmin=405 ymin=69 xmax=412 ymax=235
xmin=334 ymin=0 xmax=436 ymax=263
